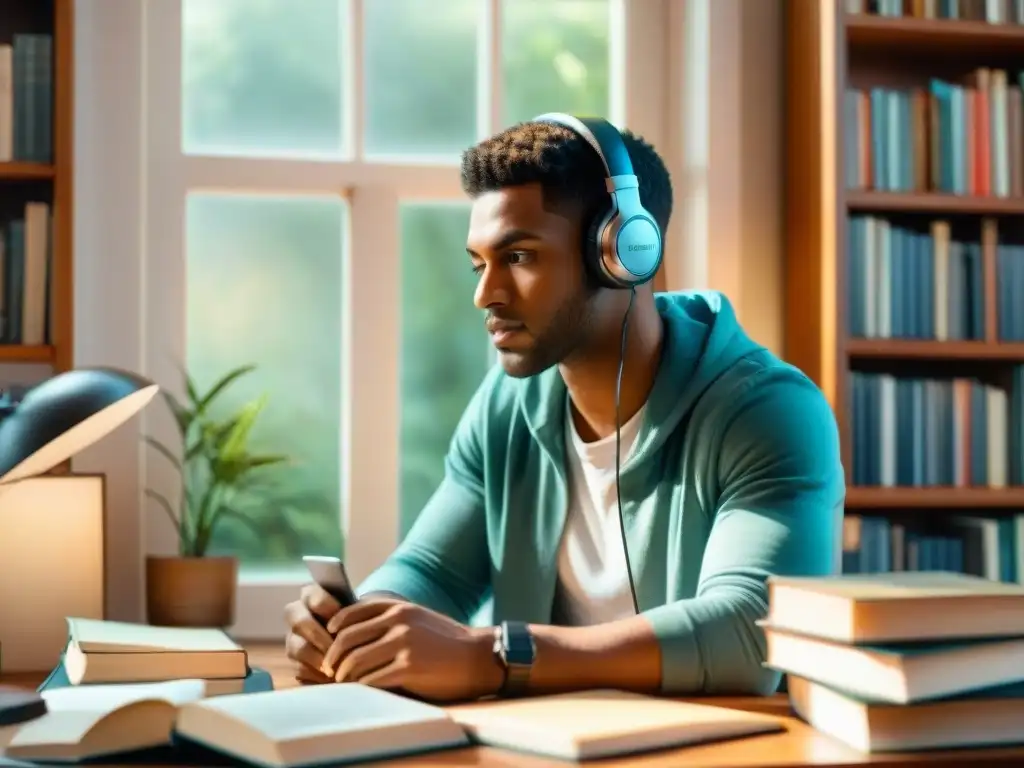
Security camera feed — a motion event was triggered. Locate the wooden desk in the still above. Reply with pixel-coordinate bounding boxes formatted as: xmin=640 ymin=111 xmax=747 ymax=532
xmin=5 ymin=644 xmax=1024 ymax=768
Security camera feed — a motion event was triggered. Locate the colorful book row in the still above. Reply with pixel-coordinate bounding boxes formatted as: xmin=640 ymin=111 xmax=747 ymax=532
xmin=849 ymin=368 xmax=1024 ymax=488
xmin=843 ymin=513 xmax=1022 ymax=583
xmin=844 ymin=69 xmax=1024 ymax=197
xmin=846 ymin=0 xmax=1024 ymax=23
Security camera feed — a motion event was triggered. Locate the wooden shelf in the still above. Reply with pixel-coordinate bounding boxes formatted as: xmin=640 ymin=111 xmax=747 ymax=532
xmin=0 ymin=345 xmax=55 ymax=363
xmin=847 ymin=486 xmax=1024 ymax=509
xmin=786 ymin=1 xmax=1024 ymax=521
xmin=0 ymin=162 xmax=55 ymax=180
xmin=846 ymin=339 xmax=1024 ymax=362
xmin=846 ymin=191 xmax=1024 ymax=215
xmin=846 ymin=14 xmax=1024 ymax=57
xmin=0 ymin=2 xmax=75 ymax=373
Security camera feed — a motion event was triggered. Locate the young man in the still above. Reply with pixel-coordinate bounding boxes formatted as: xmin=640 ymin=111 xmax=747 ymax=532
xmin=283 ymin=118 xmax=844 ymax=703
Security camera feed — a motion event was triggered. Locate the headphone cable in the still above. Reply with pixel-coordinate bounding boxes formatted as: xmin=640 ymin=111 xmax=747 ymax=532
xmin=615 ymin=286 xmax=640 ymax=615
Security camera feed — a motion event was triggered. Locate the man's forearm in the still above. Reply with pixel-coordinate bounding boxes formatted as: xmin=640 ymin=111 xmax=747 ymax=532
xmin=528 ymin=616 xmax=663 ymax=693
xmin=470 ymin=615 xmax=663 ymax=696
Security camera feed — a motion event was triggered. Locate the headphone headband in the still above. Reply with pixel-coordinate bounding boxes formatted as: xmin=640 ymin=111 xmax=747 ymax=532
xmin=528 ymin=113 xmax=663 ymax=290
xmin=531 ymin=113 xmax=636 ymax=180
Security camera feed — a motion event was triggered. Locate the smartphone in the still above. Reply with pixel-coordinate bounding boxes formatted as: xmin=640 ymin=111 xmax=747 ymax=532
xmin=303 ymin=555 xmax=358 ymax=609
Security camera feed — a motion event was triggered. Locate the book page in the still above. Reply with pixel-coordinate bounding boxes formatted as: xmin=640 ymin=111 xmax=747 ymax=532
xmin=450 ymin=689 xmax=776 ymax=738
xmin=41 ymin=679 xmax=207 ymax=712
xmin=448 ymin=690 xmax=782 ymax=760
xmin=189 ymin=684 xmax=452 ymax=741
xmin=68 ymin=618 xmax=241 ymax=653
xmin=771 ymin=571 xmax=1024 ymax=600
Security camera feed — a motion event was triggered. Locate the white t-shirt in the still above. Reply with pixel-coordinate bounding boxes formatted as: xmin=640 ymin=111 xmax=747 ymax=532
xmin=553 ymin=397 xmax=644 ymax=626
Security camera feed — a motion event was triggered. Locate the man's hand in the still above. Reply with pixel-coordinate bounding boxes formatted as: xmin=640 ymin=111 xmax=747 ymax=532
xmin=320 ymin=599 xmax=504 ymax=702
xmin=283 ymin=583 xmax=343 ymax=685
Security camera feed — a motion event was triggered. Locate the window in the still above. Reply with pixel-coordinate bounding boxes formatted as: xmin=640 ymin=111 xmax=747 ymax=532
xmin=185 ymin=193 xmax=346 ymax=563
xmin=143 ymin=0 xmax=668 ymax=637
xmin=182 ymin=0 xmax=348 ymax=158
xmin=501 ymin=0 xmax=612 ymax=125
xmin=399 ymin=201 xmax=488 ymax=536
xmin=363 ymin=0 xmax=479 ymax=159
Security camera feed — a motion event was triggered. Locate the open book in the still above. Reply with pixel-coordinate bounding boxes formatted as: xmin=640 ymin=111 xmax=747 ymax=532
xmin=62 ymin=618 xmax=248 ymax=685
xmin=0 ymin=679 xmax=207 ymax=762
xmin=448 ymin=689 xmax=784 ymax=760
xmin=0 ymin=681 xmax=469 ymax=766
xmin=175 ymin=684 xmax=469 ymax=766
xmin=0 ymin=681 xmax=785 ymax=766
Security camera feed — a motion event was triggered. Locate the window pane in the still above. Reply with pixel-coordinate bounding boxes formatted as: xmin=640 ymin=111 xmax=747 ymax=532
xmin=399 ymin=202 xmax=490 ymax=535
xmin=186 ymin=193 xmax=346 ymax=564
xmin=363 ymin=0 xmax=478 ymax=159
xmin=501 ymin=0 xmax=611 ymax=127
xmin=182 ymin=0 xmax=347 ymax=158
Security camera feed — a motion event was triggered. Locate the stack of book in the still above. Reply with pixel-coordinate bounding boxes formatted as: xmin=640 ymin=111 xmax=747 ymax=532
xmin=43 ymin=617 xmax=270 ymax=696
xmin=761 ymin=571 xmax=1024 ymax=752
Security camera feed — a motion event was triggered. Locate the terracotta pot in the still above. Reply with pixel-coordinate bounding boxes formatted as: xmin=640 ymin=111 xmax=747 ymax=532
xmin=145 ymin=555 xmax=238 ymax=628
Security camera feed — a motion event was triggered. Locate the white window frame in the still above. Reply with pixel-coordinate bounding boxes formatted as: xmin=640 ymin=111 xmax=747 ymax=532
xmin=139 ymin=0 xmax=676 ymax=639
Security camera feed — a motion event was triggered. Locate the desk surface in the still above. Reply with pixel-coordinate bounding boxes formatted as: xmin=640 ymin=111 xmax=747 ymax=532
xmin=4 ymin=644 xmax=1024 ymax=768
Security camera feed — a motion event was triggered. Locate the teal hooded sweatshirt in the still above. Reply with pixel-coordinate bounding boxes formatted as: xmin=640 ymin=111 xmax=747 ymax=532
xmin=357 ymin=290 xmax=845 ymax=696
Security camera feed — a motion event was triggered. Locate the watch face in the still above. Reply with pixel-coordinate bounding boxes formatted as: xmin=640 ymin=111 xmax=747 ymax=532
xmin=502 ymin=622 xmax=534 ymax=666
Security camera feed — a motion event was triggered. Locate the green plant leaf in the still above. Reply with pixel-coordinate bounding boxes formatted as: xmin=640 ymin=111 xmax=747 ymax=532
xmin=185 ymin=371 xmax=200 ymax=407
xmin=189 ymin=484 xmax=219 ymax=557
xmin=220 ymin=460 xmax=278 ymax=483
xmin=207 ymin=505 xmax=265 ymax=547
xmin=145 ymin=488 xmax=195 ymax=555
xmin=161 ymin=391 xmax=193 ymax=435
xmin=214 ymin=453 xmax=288 ymax=486
xmin=184 ymin=437 xmax=206 ymax=462
xmin=196 ymin=364 xmax=256 ymax=414
xmin=245 ymin=454 xmax=289 ymax=469
xmin=203 ymin=416 xmax=240 ymax=453
xmin=219 ymin=396 xmax=268 ymax=461
xmin=147 ymin=363 xmax=288 ymax=559
xmin=193 ymin=487 xmax=251 ymax=558
xmin=144 ymin=436 xmax=181 ymax=472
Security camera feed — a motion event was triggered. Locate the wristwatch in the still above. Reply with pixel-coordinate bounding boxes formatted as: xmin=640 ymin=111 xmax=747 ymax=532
xmin=492 ymin=620 xmax=535 ymax=696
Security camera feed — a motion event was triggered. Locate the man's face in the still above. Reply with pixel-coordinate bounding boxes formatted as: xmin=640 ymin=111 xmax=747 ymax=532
xmin=466 ymin=183 xmax=597 ymax=378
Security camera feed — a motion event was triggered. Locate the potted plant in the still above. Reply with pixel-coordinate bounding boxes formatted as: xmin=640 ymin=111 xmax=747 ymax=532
xmin=144 ymin=365 xmax=287 ymax=628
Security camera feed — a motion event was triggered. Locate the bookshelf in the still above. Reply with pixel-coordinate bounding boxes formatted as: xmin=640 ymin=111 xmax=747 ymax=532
xmin=847 ymin=189 xmax=1024 ymax=214
xmin=784 ymin=0 xmax=1024 ymax=575
xmin=847 ymin=339 xmax=1024 ymax=361
xmin=0 ymin=0 xmax=73 ymax=372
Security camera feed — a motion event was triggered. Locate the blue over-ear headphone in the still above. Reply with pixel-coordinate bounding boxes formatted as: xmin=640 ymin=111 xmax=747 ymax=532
xmin=531 ymin=113 xmax=663 ymax=290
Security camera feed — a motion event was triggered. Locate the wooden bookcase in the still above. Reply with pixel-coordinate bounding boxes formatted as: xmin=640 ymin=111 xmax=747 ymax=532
xmin=784 ymin=1 xmax=1024 ymax=516
xmin=0 ymin=0 xmax=73 ymax=373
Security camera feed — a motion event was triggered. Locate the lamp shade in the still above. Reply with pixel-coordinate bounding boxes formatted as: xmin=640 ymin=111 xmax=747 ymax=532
xmin=0 ymin=367 xmax=159 ymax=484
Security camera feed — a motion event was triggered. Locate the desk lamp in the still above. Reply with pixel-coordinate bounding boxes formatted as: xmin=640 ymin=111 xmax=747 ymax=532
xmin=0 ymin=366 xmax=160 ymax=723
xmin=0 ymin=366 xmax=159 ymax=484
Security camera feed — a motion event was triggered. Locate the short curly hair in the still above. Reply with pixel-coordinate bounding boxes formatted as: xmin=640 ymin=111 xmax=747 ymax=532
xmin=460 ymin=120 xmax=673 ymax=236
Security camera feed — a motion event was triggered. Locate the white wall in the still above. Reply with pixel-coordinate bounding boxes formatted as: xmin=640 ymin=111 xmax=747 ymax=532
xmin=737 ymin=0 xmax=784 ymax=355
xmin=665 ymin=0 xmax=784 ymax=355
xmin=72 ymin=0 xmax=147 ymax=621
xmin=70 ymin=0 xmax=785 ymax=622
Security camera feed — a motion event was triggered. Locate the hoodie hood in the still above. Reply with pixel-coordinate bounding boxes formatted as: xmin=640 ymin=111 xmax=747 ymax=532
xmin=519 ymin=290 xmax=764 ymax=471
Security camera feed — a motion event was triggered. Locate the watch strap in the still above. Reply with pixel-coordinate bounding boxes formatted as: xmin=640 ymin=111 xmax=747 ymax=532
xmin=497 ymin=620 xmax=534 ymax=697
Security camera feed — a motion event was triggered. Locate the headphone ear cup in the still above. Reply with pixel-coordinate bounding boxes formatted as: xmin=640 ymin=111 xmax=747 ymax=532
xmin=583 ymin=208 xmax=625 ymax=289
xmin=615 ymin=213 xmax=662 ymax=284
